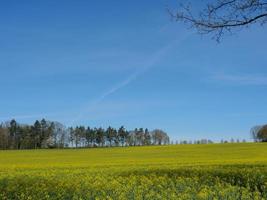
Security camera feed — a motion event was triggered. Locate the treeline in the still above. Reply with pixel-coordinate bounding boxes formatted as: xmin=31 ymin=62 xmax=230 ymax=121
xmin=0 ymin=119 xmax=170 ymax=150
xmin=170 ymin=138 xmax=247 ymax=145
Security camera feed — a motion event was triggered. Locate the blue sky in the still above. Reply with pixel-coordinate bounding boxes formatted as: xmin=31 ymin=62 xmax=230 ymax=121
xmin=1 ymin=1 xmax=267 ymax=141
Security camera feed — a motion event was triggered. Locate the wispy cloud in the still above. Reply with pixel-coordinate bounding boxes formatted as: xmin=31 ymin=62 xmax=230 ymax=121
xmin=227 ymin=112 xmax=267 ymax=118
xmin=213 ymin=73 xmax=267 ymax=85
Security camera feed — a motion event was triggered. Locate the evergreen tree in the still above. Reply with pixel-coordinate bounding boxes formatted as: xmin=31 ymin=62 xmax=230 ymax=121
xmin=144 ymin=128 xmax=151 ymax=145
xmin=33 ymin=120 xmax=42 ymax=148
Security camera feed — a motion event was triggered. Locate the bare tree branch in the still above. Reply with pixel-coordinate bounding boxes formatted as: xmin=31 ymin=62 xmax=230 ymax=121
xmin=168 ymin=0 xmax=267 ymax=42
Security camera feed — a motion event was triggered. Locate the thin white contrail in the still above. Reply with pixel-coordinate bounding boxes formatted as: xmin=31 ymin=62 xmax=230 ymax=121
xmin=69 ymin=36 xmax=188 ymax=126
xmin=1 ymin=35 xmax=189 ymax=125
xmin=96 ymin=42 xmax=173 ymax=102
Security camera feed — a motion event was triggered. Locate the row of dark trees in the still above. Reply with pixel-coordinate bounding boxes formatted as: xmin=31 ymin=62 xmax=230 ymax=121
xmin=0 ymin=119 xmax=170 ymax=150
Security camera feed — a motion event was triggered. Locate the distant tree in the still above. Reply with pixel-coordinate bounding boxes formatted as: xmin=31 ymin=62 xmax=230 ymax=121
xmin=84 ymin=127 xmax=91 ymax=147
xmin=106 ymin=126 xmax=116 ymax=147
xmin=79 ymin=126 xmax=86 ymax=147
xmin=201 ymin=139 xmax=209 ymax=144
xmin=118 ymin=126 xmax=128 ymax=146
xmin=151 ymin=129 xmax=169 ymax=145
xmin=90 ymin=128 xmax=97 ymax=147
xmin=114 ymin=129 xmax=120 ymax=146
xmin=144 ymin=128 xmax=151 ymax=145
xmin=0 ymin=125 xmax=9 ymax=149
xmin=40 ymin=119 xmax=52 ymax=148
xmin=251 ymin=125 xmax=264 ymax=142
xmin=74 ymin=126 xmax=81 ymax=148
xmin=51 ymin=121 xmax=67 ymax=148
xmin=32 ymin=120 xmax=41 ymax=149
xmin=126 ymin=131 xmax=135 ymax=146
xmin=180 ymin=140 xmax=188 ymax=145
xmin=19 ymin=125 xmax=33 ymax=149
xmin=207 ymin=140 xmax=213 ymax=144
xmin=133 ymin=128 xmax=139 ymax=146
xmin=46 ymin=122 xmax=55 ymax=148
xmin=9 ymin=119 xmax=19 ymax=149
xmin=168 ymin=0 xmax=267 ymax=42
xmin=69 ymin=127 xmax=75 ymax=147
xmin=96 ymin=128 xmax=105 ymax=147
xmin=136 ymin=128 xmax=144 ymax=146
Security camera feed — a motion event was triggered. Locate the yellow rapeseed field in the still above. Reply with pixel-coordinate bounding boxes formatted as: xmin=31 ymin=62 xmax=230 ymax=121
xmin=1 ymin=143 xmax=267 ymax=199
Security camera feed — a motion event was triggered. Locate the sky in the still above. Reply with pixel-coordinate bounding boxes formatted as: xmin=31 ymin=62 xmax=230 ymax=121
xmin=0 ymin=0 xmax=267 ymax=141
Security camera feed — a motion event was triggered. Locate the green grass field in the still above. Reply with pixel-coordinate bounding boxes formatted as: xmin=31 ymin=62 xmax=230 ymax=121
xmin=1 ymin=143 xmax=267 ymax=199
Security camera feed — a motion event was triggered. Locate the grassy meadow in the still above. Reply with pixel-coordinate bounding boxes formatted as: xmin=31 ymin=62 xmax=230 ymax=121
xmin=1 ymin=143 xmax=267 ymax=199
